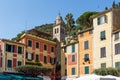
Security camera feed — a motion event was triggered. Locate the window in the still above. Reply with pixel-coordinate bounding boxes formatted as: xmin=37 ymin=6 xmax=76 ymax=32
xmin=36 ymin=54 xmax=39 ymax=62
xmin=80 ymin=33 xmax=83 ymax=37
xmin=50 ymin=57 xmax=54 ymax=64
xmin=44 ymin=44 xmax=47 ymax=50
xmin=100 ymin=31 xmax=106 ymax=40
xmin=18 ymin=61 xmax=22 ymax=66
xmin=6 ymin=44 xmax=14 ymax=52
xmin=101 ymin=63 xmax=106 ymax=68
xmin=65 ymin=69 xmax=67 ymax=76
xmin=27 ymin=53 xmax=33 ymax=60
xmin=7 ymin=60 xmax=12 ymax=68
xmin=100 ymin=47 xmax=106 ymax=58
xmin=89 ymin=30 xmax=93 ymax=34
xmin=36 ymin=42 xmax=39 ymax=48
xmin=44 ymin=56 xmax=47 ymax=63
xmin=84 ymin=41 xmax=89 ymax=50
xmin=115 ymin=43 xmax=120 ymax=54
xmin=84 ymin=54 xmax=89 ymax=62
xmin=51 ymin=47 xmax=54 ymax=52
xmin=115 ymin=62 xmax=120 ymax=68
xmin=72 ymin=55 xmax=75 ymax=62
xmin=72 ymin=68 xmax=75 ymax=75
xmin=18 ymin=46 xmax=22 ymax=54
xmin=57 ymin=28 xmax=59 ymax=33
xmin=64 ymin=47 xmax=66 ymax=53
xmin=28 ymin=40 xmax=32 ymax=47
xmin=55 ymin=29 xmax=56 ymax=34
xmin=97 ymin=15 xmax=107 ymax=25
xmin=85 ymin=66 xmax=89 ymax=74
xmin=114 ymin=32 xmax=119 ymax=40
xmin=72 ymin=44 xmax=75 ymax=52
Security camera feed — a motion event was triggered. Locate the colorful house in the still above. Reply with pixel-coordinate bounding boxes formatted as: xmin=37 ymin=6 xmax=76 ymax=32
xmin=61 ymin=39 xmax=78 ymax=78
xmin=18 ymin=29 xmax=56 ymax=79
xmin=78 ymin=28 xmax=93 ymax=76
xmin=0 ymin=39 xmax=26 ymax=72
xmin=93 ymin=8 xmax=120 ymax=69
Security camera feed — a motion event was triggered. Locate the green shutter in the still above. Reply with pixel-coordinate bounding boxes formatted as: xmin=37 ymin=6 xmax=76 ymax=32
xmin=101 ymin=31 xmax=105 ymax=40
xmin=8 ymin=60 xmax=12 ymax=68
xmin=101 ymin=63 xmax=106 ymax=68
xmin=115 ymin=62 xmax=120 ymax=68
xmin=72 ymin=68 xmax=75 ymax=75
xmin=18 ymin=46 xmax=22 ymax=54
xmin=18 ymin=61 xmax=22 ymax=66
xmin=6 ymin=44 xmax=8 ymax=52
xmin=72 ymin=44 xmax=75 ymax=52
xmin=85 ymin=66 xmax=89 ymax=74
xmin=97 ymin=17 xmax=100 ymax=25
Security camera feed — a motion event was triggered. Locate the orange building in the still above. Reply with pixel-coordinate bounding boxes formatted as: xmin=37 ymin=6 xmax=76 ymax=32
xmin=18 ymin=29 xmax=56 ymax=79
xmin=78 ymin=28 xmax=93 ymax=76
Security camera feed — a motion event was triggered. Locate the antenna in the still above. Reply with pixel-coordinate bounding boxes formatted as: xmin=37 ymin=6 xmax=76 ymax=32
xmin=58 ymin=10 xmax=61 ymax=16
xmin=25 ymin=21 xmax=28 ymax=33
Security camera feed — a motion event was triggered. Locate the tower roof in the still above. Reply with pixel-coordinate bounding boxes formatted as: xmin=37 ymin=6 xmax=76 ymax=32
xmin=55 ymin=13 xmax=64 ymax=25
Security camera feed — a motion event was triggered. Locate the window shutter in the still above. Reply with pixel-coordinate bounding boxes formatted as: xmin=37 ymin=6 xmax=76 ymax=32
xmin=26 ymin=52 xmax=28 ymax=59
xmin=32 ymin=53 xmax=34 ymax=60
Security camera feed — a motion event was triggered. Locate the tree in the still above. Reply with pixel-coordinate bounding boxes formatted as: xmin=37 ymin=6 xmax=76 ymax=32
xmin=76 ymin=12 xmax=99 ymax=30
xmin=65 ymin=13 xmax=75 ymax=35
xmin=15 ymin=65 xmax=53 ymax=77
xmin=112 ymin=1 xmax=116 ymax=8
xmin=11 ymin=31 xmax=25 ymax=41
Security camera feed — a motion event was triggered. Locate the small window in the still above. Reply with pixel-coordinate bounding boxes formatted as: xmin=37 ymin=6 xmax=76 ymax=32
xmin=115 ymin=43 xmax=120 ymax=54
xmin=18 ymin=61 xmax=22 ymax=66
xmin=44 ymin=56 xmax=47 ymax=64
xmin=72 ymin=68 xmax=75 ymax=75
xmin=72 ymin=55 xmax=75 ymax=62
xmin=36 ymin=42 xmax=39 ymax=48
xmin=100 ymin=31 xmax=106 ymax=40
xmin=84 ymin=41 xmax=89 ymax=50
xmin=89 ymin=30 xmax=93 ymax=34
xmin=64 ymin=47 xmax=66 ymax=53
xmin=51 ymin=47 xmax=54 ymax=52
xmin=85 ymin=66 xmax=89 ymax=74
xmin=100 ymin=47 xmax=106 ymax=58
xmin=101 ymin=63 xmax=106 ymax=68
xmin=97 ymin=15 xmax=107 ymax=25
xmin=55 ymin=29 xmax=56 ymax=34
xmin=80 ymin=33 xmax=83 ymax=37
xmin=65 ymin=69 xmax=67 ymax=76
xmin=6 ymin=44 xmax=14 ymax=52
xmin=18 ymin=46 xmax=22 ymax=54
xmin=114 ymin=32 xmax=119 ymax=40
xmin=44 ymin=44 xmax=47 ymax=51
xmin=115 ymin=62 xmax=120 ymax=68
xmin=57 ymin=28 xmax=59 ymax=33
xmin=36 ymin=54 xmax=39 ymax=62
xmin=7 ymin=60 xmax=12 ymax=68
xmin=84 ymin=54 xmax=89 ymax=62
xmin=72 ymin=44 xmax=75 ymax=52
xmin=28 ymin=40 xmax=32 ymax=47
xmin=27 ymin=53 xmax=32 ymax=60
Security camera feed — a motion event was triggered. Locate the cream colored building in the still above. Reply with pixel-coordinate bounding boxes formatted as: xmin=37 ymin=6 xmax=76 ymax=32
xmin=113 ymin=29 xmax=120 ymax=68
xmin=93 ymin=8 xmax=120 ymax=69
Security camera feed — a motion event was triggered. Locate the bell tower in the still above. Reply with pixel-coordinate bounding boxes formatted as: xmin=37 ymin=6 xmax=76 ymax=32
xmin=53 ymin=13 xmax=65 ymax=42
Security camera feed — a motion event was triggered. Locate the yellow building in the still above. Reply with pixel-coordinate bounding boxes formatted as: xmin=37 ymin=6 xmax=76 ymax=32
xmin=78 ymin=28 xmax=93 ymax=76
xmin=0 ymin=39 xmax=26 ymax=72
xmin=93 ymin=8 xmax=120 ymax=69
xmin=61 ymin=39 xmax=79 ymax=79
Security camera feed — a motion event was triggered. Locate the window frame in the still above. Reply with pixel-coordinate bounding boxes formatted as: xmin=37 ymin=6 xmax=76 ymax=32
xmin=28 ymin=40 xmax=32 ymax=47
xmin=84 ymin=40 xmax=89 ymax=50
xmin=100 ymin=47 xmax=106 ymax=58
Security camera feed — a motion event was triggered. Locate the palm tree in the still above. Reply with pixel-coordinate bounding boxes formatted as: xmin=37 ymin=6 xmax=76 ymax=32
xmin=65 ymin=13 xmax=75 ymax=35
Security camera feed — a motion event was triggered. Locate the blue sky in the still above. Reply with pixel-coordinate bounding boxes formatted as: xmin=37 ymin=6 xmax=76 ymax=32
xmin=0 ymin=0 xmax=119 ymax=39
